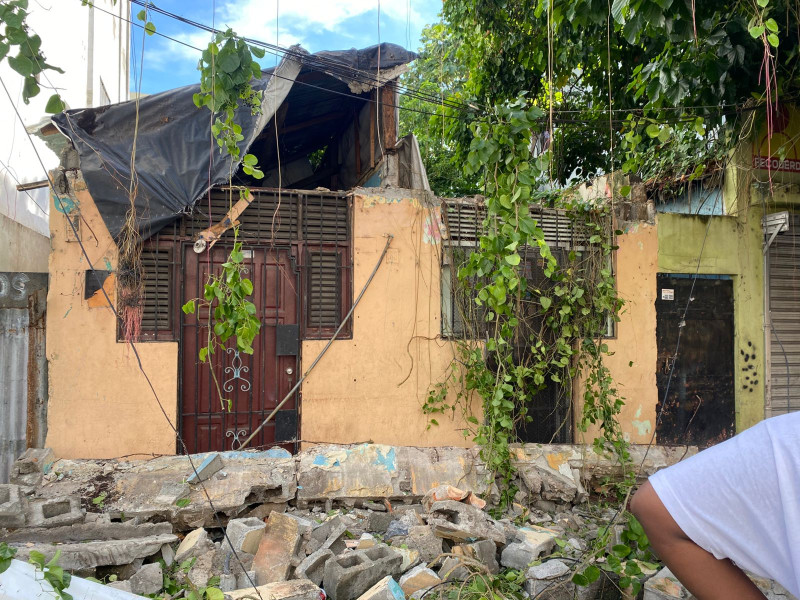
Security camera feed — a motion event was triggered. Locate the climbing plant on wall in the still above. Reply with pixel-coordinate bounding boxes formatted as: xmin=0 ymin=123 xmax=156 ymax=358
xmin=424 ymin=98 xmax=625 ymax=506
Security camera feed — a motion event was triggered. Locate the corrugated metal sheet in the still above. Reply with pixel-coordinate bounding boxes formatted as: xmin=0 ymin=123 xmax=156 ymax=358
xmin=0 ymin=309 xmax=29 ymax=483
xmin=768 ymin=213 xmax=800 ymax=415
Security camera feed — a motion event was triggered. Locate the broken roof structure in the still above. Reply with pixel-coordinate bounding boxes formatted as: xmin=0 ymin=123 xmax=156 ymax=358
xmin=52 ymin=43 xmax=417 ymax=240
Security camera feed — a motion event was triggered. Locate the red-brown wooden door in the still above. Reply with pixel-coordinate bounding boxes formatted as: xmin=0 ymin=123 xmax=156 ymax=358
xmin=180 ymin=243 xmax=301 ymax=453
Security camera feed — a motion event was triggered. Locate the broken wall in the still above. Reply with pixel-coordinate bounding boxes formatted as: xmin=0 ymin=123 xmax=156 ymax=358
xmin=45 ymin=173 xmax=178 ymax=458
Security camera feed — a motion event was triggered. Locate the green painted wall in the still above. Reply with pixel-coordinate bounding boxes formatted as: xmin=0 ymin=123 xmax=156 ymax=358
xmin=657 ymin=205 xmax=765 ymax=432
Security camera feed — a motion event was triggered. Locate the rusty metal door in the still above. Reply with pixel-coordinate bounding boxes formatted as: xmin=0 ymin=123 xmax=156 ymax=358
xmin=180 ymin=244 xmax=301 ymax=453
xmin=655 ymin=274 xmax=735 ymax=446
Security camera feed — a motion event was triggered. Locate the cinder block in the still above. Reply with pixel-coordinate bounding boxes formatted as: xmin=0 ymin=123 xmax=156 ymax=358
xmin=323 ymin=546 xmax=403 ymax=600
xmin=26 ymin=496 xmax=83 ymax=528
xmin=0 ymin=484 xmax=26 ymax=528
xmin=226 ymin=517 xmax=267 ymax=555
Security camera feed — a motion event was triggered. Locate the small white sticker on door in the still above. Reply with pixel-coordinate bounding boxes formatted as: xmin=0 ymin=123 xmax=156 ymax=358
xmin=662 ymin=288 xmax=674 ymax=301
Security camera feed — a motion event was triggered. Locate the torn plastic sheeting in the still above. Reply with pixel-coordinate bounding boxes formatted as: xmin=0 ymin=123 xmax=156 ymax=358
xmin=0 ymin=560 xmax=144 ymax=599
xmin=51 ymin=43 xmax=416 ymax=241
xmin=52 ymin=51 xmax=302 ymax=241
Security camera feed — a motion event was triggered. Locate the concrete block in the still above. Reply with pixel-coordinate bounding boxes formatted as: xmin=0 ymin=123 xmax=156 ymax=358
xmin=323 ymin=546 xmax=404 ymax=600
xmin=643 ymin=567 xmax=688 ymax=600
xmin=129 ymin=563 xmax=163 ymax=595
xmin=219 ymin=573 xmax=237 ymax=592
xmin=369 ymin=511 xmax=394 ymax=533
xmin=0 ymin=484 xmax=26 ymax=528
xmin=407 ymin=525 xmax=444 ymax=562
xmin=253 ymin=512 xmax=306 ymax=584
xmin=427 ymin=500 xmax=506 ymax=545
xmin=500 ymin=542 xmax=543 ymax=570
xmin=187 ymin=549 xmax=216 ymax=589
xmin=175 ymin=528 xmax=213 ymax=563
xmin=295 ymin=548 xmax=333 ymax=586
xmin=10 ymin=448 xmax=55 ymax=487
xmin=514 ymin=526 xmax=557 ymax=557
xmin=226 ymin=517 xmax=267 ymax=555
xmin=392 ymin=547 xmax=420 ymax=572
xmin=399 ymin=565 xmax=441 ymax=596
xmin=438 ymin=557 xmax=468 ymax=581
xmin=321 ymin=522 xmax=351 ymax=554
xmin=453 ymin=540 xmax=498 ymax=574
xmin=358 ymin=576 xmax=406 ymax=600
xmin=237 ymin=570 xmax=257 ymax=589
xmin=187 ymin=453 xmax=223 ymax=484
xmin=26 ymin=496 xmax=83 ymax=528
xmin=226 ymin=579 xmax=324 ymax=600
xmin=357 ymin=533 xmax=377 ymax=549
xmin=527 ymin=559 xmax=570 ymax=580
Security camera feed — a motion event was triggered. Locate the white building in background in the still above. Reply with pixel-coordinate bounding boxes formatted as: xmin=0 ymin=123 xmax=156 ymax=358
xmin=0 ymin=0 xmax=130 ymax=271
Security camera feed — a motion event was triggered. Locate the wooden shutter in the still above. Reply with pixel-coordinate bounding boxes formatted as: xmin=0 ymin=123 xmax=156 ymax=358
xmin=140 ymin=247 xmax=173 ymax=339
xmin=306 ymin=249 xmax=343 ymax=333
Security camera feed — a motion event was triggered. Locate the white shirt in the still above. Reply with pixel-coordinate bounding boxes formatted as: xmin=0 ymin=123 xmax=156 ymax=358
xmin=650 ymin=412 xmax=800 ymax=597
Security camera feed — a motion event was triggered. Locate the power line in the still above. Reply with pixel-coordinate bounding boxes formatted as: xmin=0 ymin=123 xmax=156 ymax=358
xmin=0 ymin=71 xmax=266 ymax=600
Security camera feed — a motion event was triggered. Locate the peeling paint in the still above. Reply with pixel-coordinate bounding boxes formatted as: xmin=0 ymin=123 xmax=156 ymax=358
xmin=631 ymin=419 xmax=652 ymax=436
xmin=422 ymin=212 xmax=444 ymax=245
xmin=63 ymin=307 xmax=72 ymax=319
xmin=53 ymin=195 xmax=76 ymax=214
xmin=545 ymin=451 xmax=568 ymax=472
xmin=362 ymin=195 xmax=423 ymax=210
xmin=104 ymin=258 xmax=113 ymax=271
xmin=373 ymin=447 xmax=397 ymax=472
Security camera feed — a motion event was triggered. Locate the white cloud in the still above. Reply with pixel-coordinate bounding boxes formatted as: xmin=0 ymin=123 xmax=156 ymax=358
xmin=216 ymin=0 xmax=431 ymax=45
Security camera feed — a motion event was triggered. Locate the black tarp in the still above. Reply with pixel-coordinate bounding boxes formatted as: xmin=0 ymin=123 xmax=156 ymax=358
xmin=52 ymin=43 xmax=414 ymax=240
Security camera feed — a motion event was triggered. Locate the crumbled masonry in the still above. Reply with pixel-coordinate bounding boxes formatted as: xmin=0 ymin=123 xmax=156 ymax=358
xmin=0 ymin=445 xmax=795 ymax=600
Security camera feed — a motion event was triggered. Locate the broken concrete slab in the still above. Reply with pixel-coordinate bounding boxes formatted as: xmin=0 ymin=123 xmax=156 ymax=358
xmin=398 ymin=565 xmax=441 ymax=596
xmin=25 ymin=497 xmax=84 ymax=528
xmin=1 ymin=521 xmax=173 ymax=543
xmin=11 ymin=533 xmax=178 ymax=571
xmin=154 ymin=482 xmax=190 ymax=505
xmin=128 ymin=562 xmax=163 ymax=595
xmin=253 ymin=512 xmax=306 ymax=584
xmin=297 ymin=445 xmax=489 ymax=503
xmin=514 ymin=526 xmax=558 ymax=556
xmin=225 ymin=578 xmax=324 ymax=600
xmin=226 ymin=517 xmax=267 ymax=555
xmin=426 ymin=500 xmax=506 ymax=545
xmin=0 ymin=484 xmax=26 ymax=528
xmin=323 ymin=546 xmax=404 ymax=600
xmin=392 ymin=547 xmax=421 ymax=572
xmin=175 ymin=527 xmax=213 ymax=563
xmin=357 ymin=576 xmax=406 ymax=600
xmin=295 ymin=548 xmax=333 ymax=586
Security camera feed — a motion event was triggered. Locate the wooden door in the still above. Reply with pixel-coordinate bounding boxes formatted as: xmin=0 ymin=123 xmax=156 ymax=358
xmin=180 ymin=244 xmax=301 ymax=453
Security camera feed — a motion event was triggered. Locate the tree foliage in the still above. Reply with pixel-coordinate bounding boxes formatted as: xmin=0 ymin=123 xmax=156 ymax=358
xmin=402 ymin=0 xmax=799 ymax=191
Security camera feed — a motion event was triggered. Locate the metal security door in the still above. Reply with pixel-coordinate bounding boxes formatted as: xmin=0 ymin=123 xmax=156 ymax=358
xmin=181 ymin=244 xmax=300 ymax=453
xmin=767 ymin=212 xmax=800 ymax=415
xmin=655 ymin=274 xmax=735 ymax=446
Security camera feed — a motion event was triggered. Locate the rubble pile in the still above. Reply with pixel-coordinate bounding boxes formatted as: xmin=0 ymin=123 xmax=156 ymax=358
xmin=2 ymin=445 xmax=794 ymax=600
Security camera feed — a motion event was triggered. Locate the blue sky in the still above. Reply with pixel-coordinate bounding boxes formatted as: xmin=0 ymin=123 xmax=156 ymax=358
xmin=132 ymin=0 xmax=441 ymax=95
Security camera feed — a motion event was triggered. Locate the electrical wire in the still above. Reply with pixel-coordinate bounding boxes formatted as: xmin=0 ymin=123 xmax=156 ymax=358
xmin=0 ymin=71 xmax=266 ymax=600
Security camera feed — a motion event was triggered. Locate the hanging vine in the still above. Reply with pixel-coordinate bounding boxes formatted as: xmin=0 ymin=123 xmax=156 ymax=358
xmin=182 ymin=29 xmax=267 ymax=409
xmin=423 ymin=98 xmax=626 ymax=505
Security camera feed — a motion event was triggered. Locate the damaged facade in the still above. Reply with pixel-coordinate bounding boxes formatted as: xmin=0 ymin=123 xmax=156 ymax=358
xmin=11 ymin=42 xmax=795 ymax=464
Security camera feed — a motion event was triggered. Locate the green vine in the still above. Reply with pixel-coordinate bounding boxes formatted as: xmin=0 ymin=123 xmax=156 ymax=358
xmin=424 ymin=97 xmax=626 ymax=505
xmin=181 ymin=30 xmax=269 ymax=408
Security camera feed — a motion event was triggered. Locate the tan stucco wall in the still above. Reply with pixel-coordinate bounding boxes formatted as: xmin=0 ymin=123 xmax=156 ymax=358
xmin=300 ymin=191 xmax=474 ymax=447
xmin=45 ymin=176 xmax=178 ymax=459
xmin=578 ymin=223 xmax=660 ymax=444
